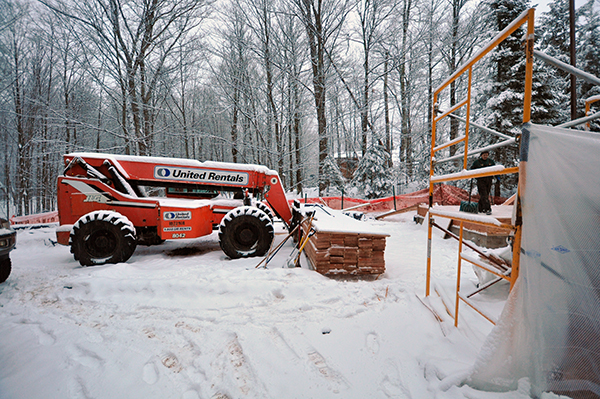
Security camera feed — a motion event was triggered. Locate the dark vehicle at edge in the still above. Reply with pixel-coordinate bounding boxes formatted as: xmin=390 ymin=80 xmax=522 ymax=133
xmin=0 ymin=218 xmax=16 ymax=283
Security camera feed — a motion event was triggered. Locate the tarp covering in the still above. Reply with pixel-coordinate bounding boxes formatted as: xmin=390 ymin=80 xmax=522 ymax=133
xmin=469 ymin=123 xmax=600 ymax=397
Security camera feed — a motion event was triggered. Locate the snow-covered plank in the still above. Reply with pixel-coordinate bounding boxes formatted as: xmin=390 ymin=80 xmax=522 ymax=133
xmin=430 ymin=165 xmax=506 ymax=183
xmin=429 ymin=208 xmax=515 ymax=230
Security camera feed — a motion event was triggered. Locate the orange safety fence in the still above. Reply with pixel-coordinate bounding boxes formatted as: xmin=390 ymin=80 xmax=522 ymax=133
xmin=10 ymin=210 xmax=59 ymax=226
xmin=290 ymin=184 xmax=507 ymax=213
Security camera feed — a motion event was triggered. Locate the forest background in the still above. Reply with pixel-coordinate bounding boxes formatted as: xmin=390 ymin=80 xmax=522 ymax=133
xmin=0 ymin=0 xmax=598 ymax=218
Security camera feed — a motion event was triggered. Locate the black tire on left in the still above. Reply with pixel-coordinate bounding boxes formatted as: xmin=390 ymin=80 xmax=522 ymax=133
xmin=70 ymin=211 xmax=137 ymax=266
xmin=0 ymin=257 xmax=11 ymax=283
xmin=219 ymin=206 xmax=274 ymax=259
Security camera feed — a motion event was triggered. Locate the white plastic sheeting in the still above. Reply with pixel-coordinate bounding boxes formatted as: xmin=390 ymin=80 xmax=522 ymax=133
xmin=469 ymin=124 xmax=600 ymax=397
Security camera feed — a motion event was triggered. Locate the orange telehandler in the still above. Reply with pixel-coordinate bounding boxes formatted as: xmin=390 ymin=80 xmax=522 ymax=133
xmin=56 ymin=153 xmax=294 ymax=266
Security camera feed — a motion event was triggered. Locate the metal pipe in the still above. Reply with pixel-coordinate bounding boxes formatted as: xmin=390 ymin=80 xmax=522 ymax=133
xmin=523 ymin=11 xmax=535 ymax=124
xmin=534 ymin=50 xmax=600 ymax=86
xmin=434 ymin=138 xmax=516 ymax=164
xmin=455 ymin=221 xmax=465 ymax=327
xmin=556 ymin=111 xmax=600 ymax=128
xmin=570 ymin=0 xmax=577 ymax=120
xmin=442 ymin=112 xmax=513 ymax=140
xmin=464 ymin=67 xmax=473 ymax=170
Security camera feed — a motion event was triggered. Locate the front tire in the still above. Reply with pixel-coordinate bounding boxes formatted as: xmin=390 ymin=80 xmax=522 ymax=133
xmin=70 ymin=211 xmax=137 ymax=266
xmin=254 ymin=201 xmax=275 ymax=222
xmin=219 ymin=206 xmax=274 ymax=259
xmin=0 ymin=257 xmax=11 ymax=283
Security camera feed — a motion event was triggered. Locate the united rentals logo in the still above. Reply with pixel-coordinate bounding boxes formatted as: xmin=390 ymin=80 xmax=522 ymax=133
xmin=164 ymin=211 xmax=192 ymax=221
xmin=156 ymin=168 xmax=171 ymax=177
xmin=154 ymin=166 xmax=248 ymax=185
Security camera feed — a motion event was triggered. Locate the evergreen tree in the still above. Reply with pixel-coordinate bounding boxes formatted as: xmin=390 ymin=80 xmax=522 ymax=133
xmin=478 ymin=0 xmax=530 ymax=194
xmin=351 ymin=142 xmax=392 ymax=199
xmin=537 ymin=0 xmax=575 ymax=120
xmin=478 ymin=0 xmax=564 ymax=193
xmin=530 ymin=62 xmax=566 ymax=125
xmin=483 ymin=0 xmax=529 ymax=136
xmin=481 ymin=0 xmax=567 ymax=135
xmin=539 ymin=0 xmax=571 ymax=60
xmin=578 ymin=0 xmax=600 ymax=130
xmin=320 ymin=155 xmax=345 ymax=195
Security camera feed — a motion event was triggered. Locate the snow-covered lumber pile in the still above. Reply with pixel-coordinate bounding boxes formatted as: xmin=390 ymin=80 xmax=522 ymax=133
xmin=298 ymin=205 xmax=389 ymax=276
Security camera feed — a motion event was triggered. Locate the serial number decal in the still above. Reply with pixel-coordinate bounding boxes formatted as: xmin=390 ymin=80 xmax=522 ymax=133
xmin=163 ymin=226 xmax=192 ymax=232
xmin=163 ymin=211 xmax=192 ymax=221
xmin=154 ymin=166 xmax=249 ymax=185
xmin=172 ymin=233 xmax=186 ymax=238
xmin=84 ymin=194 xmax=109 ymax=203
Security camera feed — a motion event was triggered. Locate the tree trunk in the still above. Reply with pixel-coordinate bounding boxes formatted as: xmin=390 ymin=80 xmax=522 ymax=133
xmin=383 ymin=51 xmax=391 ymax=167
xmin=449 ymin=0 xmax=460 ymax=157
xmin=231 ymin=89 xmax=239 ymax=163
xmin=361 ymin=51 xmax=369 ymax=156
xmin=399 ymin=0 xmax=412 ymax=175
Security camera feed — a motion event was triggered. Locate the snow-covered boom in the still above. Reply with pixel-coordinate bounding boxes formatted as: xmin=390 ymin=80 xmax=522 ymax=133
xmin=56 ymin=153 xmax=293 ymax=266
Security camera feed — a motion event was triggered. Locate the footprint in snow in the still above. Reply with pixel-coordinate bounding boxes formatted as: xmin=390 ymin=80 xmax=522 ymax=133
xmin=161 ymin=352 xmax=183 ymax=373
xmin=69 ymin=344 xmax=104 ymax=369
xmin=19 ymin=320 xmax=56 ymax=346
xmin=35 ymin=325 xmax=56 ymax=346
xmin=366 ymin=332 xmax=380 ymax=354
xmin=380 ymin=359 xmax=410 ymax=397
xmin=182 ymin=389 xmax=201 ymax=399
xmin=67 ymin=376 xmax=90 ymax=398
xmin=142 ymin=362 xmax=159 ymax=385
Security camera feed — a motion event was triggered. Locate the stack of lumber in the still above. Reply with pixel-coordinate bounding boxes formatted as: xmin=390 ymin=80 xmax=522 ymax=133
xmin=299 ymin=207 xmax=389 ymax=276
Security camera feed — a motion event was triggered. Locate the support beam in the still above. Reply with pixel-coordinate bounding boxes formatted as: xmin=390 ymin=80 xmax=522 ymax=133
xmin=434 ymin=138 xmax=516 ymax=164
xmin=557 ymin=111 xmax=600 ymax=129
xmin=570 ymin=0 xmax=577 ymax=120
xmin=441 ymin=111 xmax=513 ymax=140
xmin=534 ymin=50 xmax=600 ymax=86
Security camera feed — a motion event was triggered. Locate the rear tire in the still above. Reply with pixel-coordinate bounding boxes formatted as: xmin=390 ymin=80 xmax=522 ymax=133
xmin=70 ymin=211 xmax=137 ymax=266
xmin=0 ymin=257 xmax=11 ymax=283
xmin=219 ymin=206 xmax=274 ymax=259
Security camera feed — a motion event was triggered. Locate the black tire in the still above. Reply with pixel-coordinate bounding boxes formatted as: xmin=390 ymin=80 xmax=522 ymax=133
xmin=70 ymin=211 xmax=137 ymax=266
xmin=219 ymin=206 xmax=274 ymax=259
xmin=255 ymin=201 xmax=275 ymax=222
xmin=0 ymin=257 xmax=11 ymax=283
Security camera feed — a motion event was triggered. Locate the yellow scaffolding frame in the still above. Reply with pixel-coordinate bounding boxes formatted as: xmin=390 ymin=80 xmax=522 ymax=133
xmin=586 ymin=96 xmax=600 ymax=130
xmin=425 ymin=9 xmax=535 ymax=327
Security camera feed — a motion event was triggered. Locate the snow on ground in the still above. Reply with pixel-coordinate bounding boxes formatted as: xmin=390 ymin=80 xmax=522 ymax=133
xmin=0 ymin=212 xmax=560 ymax=399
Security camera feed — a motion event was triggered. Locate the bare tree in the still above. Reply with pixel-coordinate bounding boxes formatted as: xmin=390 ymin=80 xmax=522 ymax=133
xmin=213 ymin=3 xmax=258 ymax=164
xmin=291 ymin=0 xmax=350 ymax=194
xmin=443 ymin=0 xmax=484 ymax=157
xmin=355 ymin=0 xmax=395 ymax=156
xmin=3 ymin=0 xmax=33 ymax=215
xmin=39 ymin=0 xmax=210 ymax=155
xmin=244 ymin=0 xmax=287 ymax=183
xmin=277 ymin=12 xmax=307 ymax=193
xmin=398 ymin=0 xmax=413 ymax=177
